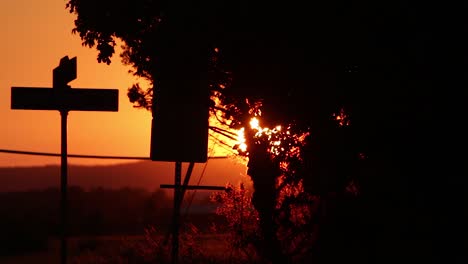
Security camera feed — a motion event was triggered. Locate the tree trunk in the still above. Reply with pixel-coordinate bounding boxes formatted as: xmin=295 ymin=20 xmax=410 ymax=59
xmin=247 ymin=140 xmax=287 ymax=263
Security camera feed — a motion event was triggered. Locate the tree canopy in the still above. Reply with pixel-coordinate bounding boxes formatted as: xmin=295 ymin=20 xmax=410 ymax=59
xmin=66 ymin=1 xmax=364 ymax=126
xmin=65 ymin=0 xmax=412 ymax=208
xmin=66 ymin=1 xmax=466 ymax=263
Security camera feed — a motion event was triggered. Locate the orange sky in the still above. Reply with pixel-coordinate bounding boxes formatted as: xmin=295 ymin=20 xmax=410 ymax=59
xmin=0 ymin=0 xmax=232 ymax=167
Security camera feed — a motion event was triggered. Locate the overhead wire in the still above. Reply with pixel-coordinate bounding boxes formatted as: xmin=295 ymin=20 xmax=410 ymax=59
xmin=2 ymin=126 xmax=239 ymax=219
xmin=0 ymin=148 xmax=227 ymax=160
xmin=0 ymin=125 xmax=239 ymax=160
xmin=182 ymin=133 xmax=223 ymax=218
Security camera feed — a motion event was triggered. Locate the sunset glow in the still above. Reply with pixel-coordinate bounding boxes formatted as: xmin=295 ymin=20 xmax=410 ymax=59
xmin=249 ymin=117 xmax=260 ymax=129
xmin=0 ymin=1 xmax=451 ymax=262
xmin=234 ymin=115 xmax=309 ymax=160
xmin=0 ymin=1 xmax=232 ymax=167
xmin=0 ymin=1 xmax=157 ymax=167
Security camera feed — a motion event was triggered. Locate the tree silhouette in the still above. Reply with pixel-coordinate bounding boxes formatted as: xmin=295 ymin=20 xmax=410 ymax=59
xmin=66 ymin=1 xmax=466 ymax=263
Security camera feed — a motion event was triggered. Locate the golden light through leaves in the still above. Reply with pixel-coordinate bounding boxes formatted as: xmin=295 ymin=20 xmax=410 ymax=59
xmin=230 ymin=106 xmax=351 ymax=161
xmin=333 ymin=108 xmax=350 ymax=127
xmin=249 ymin=117 xmax=260 ymax=130
xmin=236 ymin=128 xmax=248 ymax=153
xmin=234 ymin=115 xmax=309 ymax=159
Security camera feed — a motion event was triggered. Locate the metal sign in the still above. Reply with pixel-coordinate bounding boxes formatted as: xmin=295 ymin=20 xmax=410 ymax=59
xmin=149 ymin=47 xmax=209 ymax=163
xmin=12 ymin=56 xmax=118 ymax=112
xmin=11 ymin=87 xmax=118 ymax=111
xmin=53 ymin=56 xmax=77 ymax=88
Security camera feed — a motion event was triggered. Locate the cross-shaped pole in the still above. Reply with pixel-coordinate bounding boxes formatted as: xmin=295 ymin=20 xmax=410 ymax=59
xmin=10 ymin=56 xmax=119 ymax=264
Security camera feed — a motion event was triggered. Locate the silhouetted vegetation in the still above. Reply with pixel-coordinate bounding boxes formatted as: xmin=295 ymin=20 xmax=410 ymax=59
xmin=66 ymin=1 xmax=466 ymax=263
xmin=0 ymin=186 xmax=223 ymax=257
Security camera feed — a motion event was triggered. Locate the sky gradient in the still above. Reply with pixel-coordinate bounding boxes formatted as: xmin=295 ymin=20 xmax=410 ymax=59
xmin=0 ymin=0 xmax=228 ymax=167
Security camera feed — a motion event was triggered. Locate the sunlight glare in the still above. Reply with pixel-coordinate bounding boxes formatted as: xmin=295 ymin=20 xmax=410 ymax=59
xmin=237 ymin=127 xmax=248 ymax=152
xmin=249 ymin=117 xmax=260 ymax=130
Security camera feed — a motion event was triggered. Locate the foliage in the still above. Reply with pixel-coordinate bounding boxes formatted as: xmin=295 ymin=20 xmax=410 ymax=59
xmin=65 ymin=0 xmax=339 ymax=127
xmin=210 ymin=182 xmax=324 ymax=263
xmin=116 ymin=224 xmax=206 ymax=264
xmin=274 ymin=179 xmax=320 ymax=262
xmin=65 ymin=1 xmax=455 ymax=263
xmin=210 ymin=183 xmax=260 ymax=261
xmin=71 ymin=224 xmax=228 ymax=264
xmin=0 ymin=187 xmax=174 ymax=238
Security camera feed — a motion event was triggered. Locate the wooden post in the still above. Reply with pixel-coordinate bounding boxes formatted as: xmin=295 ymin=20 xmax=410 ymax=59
xmin=171 ymin=161 xmax=182 ymax=264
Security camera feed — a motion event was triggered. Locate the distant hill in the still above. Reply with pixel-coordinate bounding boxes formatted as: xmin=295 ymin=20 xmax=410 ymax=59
xmin=0 ymin=158 xmax=250 ymax=192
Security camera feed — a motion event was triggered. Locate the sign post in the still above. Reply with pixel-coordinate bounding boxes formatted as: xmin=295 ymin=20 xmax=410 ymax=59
xmin=172 ymin=161 xmax=182 ymax=264
xmin=159 ymin=161 xmax=227 ymax=264
xmin=10 ymin=56 xmax=119 ymax=264
xmin=60 ymin=109 xmax=68 ymax=264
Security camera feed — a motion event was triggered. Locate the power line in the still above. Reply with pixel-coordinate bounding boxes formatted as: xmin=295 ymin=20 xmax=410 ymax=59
xmin=0 ymin=148 xmax=228 ymax=160
xmin=182 ymin=134 xmax=221 ymax=217
xmin=0 ymin=125 xmax=238 ymax=160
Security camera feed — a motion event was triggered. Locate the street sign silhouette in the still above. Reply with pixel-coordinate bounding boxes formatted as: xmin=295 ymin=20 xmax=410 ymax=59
xmin=53 ymin=56 xmax=77 ymax=88
xmin=150 ymin=46 xmax=209 ymax=163
xmin=148 ymin=38 xmax=210 ymax=264
xmin=12 ymin=56 xmax=118 ymax=111
xmin=10 ymin=56 xmax=118 ymax=264
xmin=11 ymin=87 xmax=118 ymax=111
xmin=150 ymin=83 xmax=209 ymax=163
